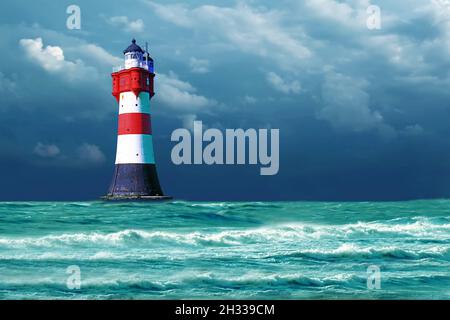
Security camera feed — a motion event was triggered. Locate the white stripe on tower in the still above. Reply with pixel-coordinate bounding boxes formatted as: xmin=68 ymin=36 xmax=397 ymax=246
xmin=115 ymin=134 xmax=155 ymax=164
xmin=115 ymin=91 xmax=155 ymax=165
xmin=118 ymin=92 xmax=151 ymax=114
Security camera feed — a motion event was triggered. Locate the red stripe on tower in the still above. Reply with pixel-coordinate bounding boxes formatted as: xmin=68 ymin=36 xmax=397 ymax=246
xmin=118 ymin=113 xmax=152 ymax=135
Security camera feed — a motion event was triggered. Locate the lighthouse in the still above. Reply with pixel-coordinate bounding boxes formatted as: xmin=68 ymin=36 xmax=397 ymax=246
xmin=105 ymin=39 xmax=170 ymax=200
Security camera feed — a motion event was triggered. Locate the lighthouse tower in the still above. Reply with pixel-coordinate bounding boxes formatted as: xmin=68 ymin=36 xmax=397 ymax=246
xmin=105 ymin=39 xmax=170 ymax=200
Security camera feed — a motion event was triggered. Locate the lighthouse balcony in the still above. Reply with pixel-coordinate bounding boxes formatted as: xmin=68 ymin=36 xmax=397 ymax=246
xmin=112 ymin=67 xmax=155 ymax=100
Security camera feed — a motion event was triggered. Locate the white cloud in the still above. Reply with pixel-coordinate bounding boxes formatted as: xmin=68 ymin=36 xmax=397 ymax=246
xmin=145 ymin=2 xmax=193 ymax=28
xmin=0 ymin=72 xmax=17 ymax=94
xmin=304 ymin=0 xmax=368 ymax=27
xmin=189 ymin=57 xmax=210 ymax=74
xmin=33 ymin=142 xmax=106 ymax=167
xmin=0 ymin=72 xmax=18 ymax=111
xmin=318 ymin=71 xmax=384 ymax=132
xmin=33 ymin=142 xmax=60 ymax=158
xmin=243 ymin=95 xmax=257 ymax=104
xmin=300 ymin=1 xmax=436 ymax=73
xmin=146 ymin=2 xmax=311 ymax=68
xmin=107 ymin=16 xmax=145 ymax=33
xmin=20 ymin=37 xmax=64 ymax=72
xmin=77 ymin=44 xmax=122 ymax=67
xmin=180 ymin=113 xmax=198 ymax=131
xmin=157 ymin=71 xmax=216 ymax=111
xmin=19 ymin=37 xmax=96 ymax=81
xmin=401 ymin=124 xmax=425 ymax=136
xmin=266 ymin=72 xmax=301 ymax=94
xmin=76 ymin=143 xmax=106 ymax=165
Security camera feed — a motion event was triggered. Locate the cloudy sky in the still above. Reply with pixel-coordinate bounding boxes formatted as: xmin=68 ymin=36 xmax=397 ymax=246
xmin=1 ymin=0 xmax=450 ymax=201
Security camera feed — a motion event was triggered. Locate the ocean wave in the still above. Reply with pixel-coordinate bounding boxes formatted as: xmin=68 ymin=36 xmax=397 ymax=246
xmin=1 ymin=245 xmax=447 ymax=261
xmin=3 ymin=272 xmax=448 ymax=293
xmin=175 ymin=271 xmax=364 ymax=289
xmin=0 ymin=218 xmax=449 ymax=249
xmin=169 ymin=201 xmax=283 ymax=211
xmin=0 ymin=272 xmax=363 ymax=291
xmin=267 ymin=243 xmax=450 ymax=260
xmin=0 ymin=243 xmax=448 ymax=265
xmin=0 ymin=251 xmax=175 ymax=261
xmin=0 ymin=230 xmax=181 ymax=247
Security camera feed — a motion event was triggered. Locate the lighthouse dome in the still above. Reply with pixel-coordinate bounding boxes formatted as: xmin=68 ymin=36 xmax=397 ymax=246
xmin=123 ymin=39 xmax=144 ymax=54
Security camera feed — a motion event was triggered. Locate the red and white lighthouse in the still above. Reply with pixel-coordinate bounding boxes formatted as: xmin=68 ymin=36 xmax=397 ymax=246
xmin=105 ymin=39 xmax=170 ymax=200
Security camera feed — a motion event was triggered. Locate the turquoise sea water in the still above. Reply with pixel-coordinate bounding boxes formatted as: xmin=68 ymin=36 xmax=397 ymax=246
xmin=0 ymin=200 xmax=449 ymax=299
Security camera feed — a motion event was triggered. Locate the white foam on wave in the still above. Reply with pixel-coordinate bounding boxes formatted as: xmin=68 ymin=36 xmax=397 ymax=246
xmin=160 ymin=270 xmax=363 ymax=289
xmin=283 ymin=243 xmax=450 ymax=259
xmin=0 ymin=217 xmax=448 ymax=249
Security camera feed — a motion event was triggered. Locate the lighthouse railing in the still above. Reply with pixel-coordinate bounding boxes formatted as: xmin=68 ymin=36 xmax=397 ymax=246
xmin=113 ymin=61 xmax=151 ymax=73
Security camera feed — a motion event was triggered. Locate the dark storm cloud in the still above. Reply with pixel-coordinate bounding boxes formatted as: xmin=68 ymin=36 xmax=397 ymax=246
xmin=1 ymin=0 xmax=450 ymax=200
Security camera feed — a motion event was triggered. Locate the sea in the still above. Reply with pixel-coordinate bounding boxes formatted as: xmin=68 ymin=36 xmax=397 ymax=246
xmin=0 ymin=200 xmax=449 ymax=299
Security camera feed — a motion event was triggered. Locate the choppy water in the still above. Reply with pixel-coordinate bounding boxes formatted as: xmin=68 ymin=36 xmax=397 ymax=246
xmin=0 ymin=200 xmax=449 ymax=299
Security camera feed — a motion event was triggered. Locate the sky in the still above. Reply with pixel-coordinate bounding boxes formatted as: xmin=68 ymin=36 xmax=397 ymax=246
xmin=1 ymin=0 xmax=450 ymax=201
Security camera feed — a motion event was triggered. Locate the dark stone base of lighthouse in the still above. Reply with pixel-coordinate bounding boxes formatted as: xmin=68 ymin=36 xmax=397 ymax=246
xmin=104 ymin=164 xmax=172 ymax=201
